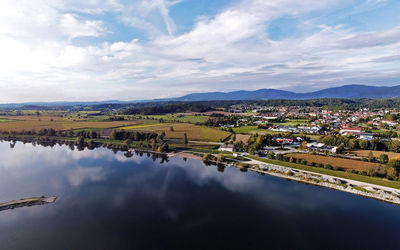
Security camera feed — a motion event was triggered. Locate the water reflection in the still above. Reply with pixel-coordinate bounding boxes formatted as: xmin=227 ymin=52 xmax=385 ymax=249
xmin=0 ymin=142 xmax=399 ymax=249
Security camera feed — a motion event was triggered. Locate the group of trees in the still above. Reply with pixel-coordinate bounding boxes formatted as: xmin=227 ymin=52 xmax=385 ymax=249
xmin=122 ymin=102 xmax=212 ymax=115
xmin=110 ymin=130 xmax=160 ymax=142
xmin=76 ymin=130 xmax=98 ymax=139
xmin=205 ymin=115 xmax=240 ymax=127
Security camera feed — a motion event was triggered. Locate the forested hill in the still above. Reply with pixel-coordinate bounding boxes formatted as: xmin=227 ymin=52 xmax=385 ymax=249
xmin=160 ymin=84 xmax=400 ymax=101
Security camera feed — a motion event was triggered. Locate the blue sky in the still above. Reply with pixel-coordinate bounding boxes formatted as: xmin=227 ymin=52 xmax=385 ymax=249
xmin=0 ymin=0 xmax=399 ymax=102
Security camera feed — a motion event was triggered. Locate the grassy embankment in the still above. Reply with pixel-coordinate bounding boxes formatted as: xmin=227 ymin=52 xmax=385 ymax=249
xmin=248 ymin=156 xmax=400 ymax=189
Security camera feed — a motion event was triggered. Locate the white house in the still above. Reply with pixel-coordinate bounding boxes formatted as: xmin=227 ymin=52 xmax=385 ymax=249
xmin=218 ymin=144 xmax=235 ymax=152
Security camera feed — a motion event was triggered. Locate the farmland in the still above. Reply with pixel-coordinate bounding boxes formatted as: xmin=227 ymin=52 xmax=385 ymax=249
xmin=0 ymin=116 xmax=145 ymax=132
xmin=349 ymin=150 xmax=400 ymax=159
xmin=286 ymin=153 xmax=384 ymax=171
xmin=122 ymin=123 xmax=231 ymax=142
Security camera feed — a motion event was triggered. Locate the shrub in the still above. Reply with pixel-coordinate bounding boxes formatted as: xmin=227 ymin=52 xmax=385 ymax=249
xmin=267 ymin=151 xmax=275 ymax=159
xmin=217 ymin=153 xmax=225 ymax=162
xmin=239 ymin=162 xmax=250 ymax=168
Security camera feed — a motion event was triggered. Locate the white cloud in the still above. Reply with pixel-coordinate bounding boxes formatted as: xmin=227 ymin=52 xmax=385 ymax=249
xmin=60 ymin=14 xmax=106 ymax=39
xmin=0 ymin=0 xmax=399 ymax=102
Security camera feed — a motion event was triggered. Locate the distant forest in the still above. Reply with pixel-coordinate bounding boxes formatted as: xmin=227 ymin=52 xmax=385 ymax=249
xmin=121 ymin=99 xmax=400 ymax=114
xmin=3 ymin=98 xmax=400 ymax=113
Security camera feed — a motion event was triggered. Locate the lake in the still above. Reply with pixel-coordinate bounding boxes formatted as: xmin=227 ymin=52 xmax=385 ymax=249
xmin=0 ymin=141 xmax=399 ymax=250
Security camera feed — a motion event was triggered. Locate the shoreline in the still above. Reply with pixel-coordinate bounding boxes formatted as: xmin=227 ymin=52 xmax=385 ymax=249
xmin=168 ymin=151 xmax=400 ymax=205
xmin=2 ymin=137 xmax=400 ymax=205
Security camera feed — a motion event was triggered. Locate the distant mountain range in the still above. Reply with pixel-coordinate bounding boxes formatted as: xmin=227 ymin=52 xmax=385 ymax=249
xmin=160 ymin=84 xmax=400 ymax=101
xmin=2 ymin=84 xmax=400 ymax=108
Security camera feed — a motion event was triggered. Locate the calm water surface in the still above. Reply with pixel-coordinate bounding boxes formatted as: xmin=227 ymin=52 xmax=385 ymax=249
xmin=0 ymin=142 xmax=399 ymax=250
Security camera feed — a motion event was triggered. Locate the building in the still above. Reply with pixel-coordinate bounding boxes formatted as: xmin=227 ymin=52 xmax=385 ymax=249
xmin=218 ymin=144 xmax=235 ymax=152
xmin=275 ymin=138 xmax=294 ymax=144
xmin=359 ymin=133 xmax=374 ymax=140
xmin=339 ymin=127 xmax=363 ymax=136
xmin=382 ymin=120 xmax=398 ymax=127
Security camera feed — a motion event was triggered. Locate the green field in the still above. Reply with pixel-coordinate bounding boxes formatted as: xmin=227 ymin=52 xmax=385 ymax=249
xmin=233 ymin=126 xmax=260 ymax=134
xmin=121 ymin=123 xmax=171 ymax=130
xmin=271 ymin=119 xmax=309 ymax=126
xmin=129 ymin=115 xmax=209 ymax=124
xmin=249 ymin=156 xmax=400 ymax=189
xmin=0 ymin=118 xmax=15 ymax=122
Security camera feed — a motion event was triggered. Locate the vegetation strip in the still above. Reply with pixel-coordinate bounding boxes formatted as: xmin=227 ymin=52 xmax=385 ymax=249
xmin=248 ymin=156 xmax=400 ymax=190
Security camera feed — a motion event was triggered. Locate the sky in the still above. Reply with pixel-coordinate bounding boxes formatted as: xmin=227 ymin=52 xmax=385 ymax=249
xmin=0 ymin=0 xmax=399 ymax=102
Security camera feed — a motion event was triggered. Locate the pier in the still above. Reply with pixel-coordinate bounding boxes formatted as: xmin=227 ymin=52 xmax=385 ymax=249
xmin=0 ymin=196 xmax=58 ymax=212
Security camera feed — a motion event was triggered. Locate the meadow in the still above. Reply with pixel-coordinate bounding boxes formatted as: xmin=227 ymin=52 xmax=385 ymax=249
xmin=121 ymin=123 xmax=231 ymax=142
xmin=128 ymin=114 xmax=209 ymax=124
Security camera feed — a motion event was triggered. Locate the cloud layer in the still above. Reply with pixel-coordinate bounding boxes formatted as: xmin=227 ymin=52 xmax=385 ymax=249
xmin=0 ymin=0 xmax=399 ymax=102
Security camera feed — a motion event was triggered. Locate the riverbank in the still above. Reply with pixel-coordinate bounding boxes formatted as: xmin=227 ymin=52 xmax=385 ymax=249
xmin=167 ymin=150 xmax=400 ymax=205
xmin=246 ymin=160 xmax=400 ymax=205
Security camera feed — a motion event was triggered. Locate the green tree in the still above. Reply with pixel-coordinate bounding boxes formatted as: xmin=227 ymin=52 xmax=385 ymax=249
xmin=217 ymin=153 xmax=225 ymax=162
xmin=160 ymin=131 xmax=166 ymax=141
xmin=336 ymin=143 xmax=345 ymax=154
xmin=267 ymin=151 xmax=275 ymax=159
xmin=368 ymin=151 xmax=375 ymax=162
xmin=387 ymin=159 xmax=400 ymax=172
xmin=123 ymin=139 xmax=132 ymax=147
xmin=379 ymin=154 xmax=389 ymax=164
xmin=183 ymin=133 xmax=188 ymax=144
xmin=159 ymin=142 xmax=169 ymax=152
xmin=76 ymin=136 xmax=85 ymax=145
xmin=359 ymin=140 xmax=370 ymax=150
xmin=203 ymin=153 xmax=212 ymax=162
xmin=387 ymin=167 xmax=397 ymax=180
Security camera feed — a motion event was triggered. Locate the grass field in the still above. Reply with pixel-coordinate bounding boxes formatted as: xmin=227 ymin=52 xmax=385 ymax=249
xmin=121 ymin=123 xmax=171 ymax=130
xmin=0 ymin=118 xmax=15 ymax=122
xmin=122 ymin=123 xmax=231 ymax=142
xmin=249 ymin=156 xmax=400 ymax=189
xmin=349 ymin=150 xmax=400 ymax=159
xmin=233 ymin=126 xmax=259 ymax=134
xmin=286 ymin=153 xmax=383 ymax=171
xmin=129 ymin=115 xmax=209 ymax=124
xmin=271 ymin=119 xmax=309 ymax=126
